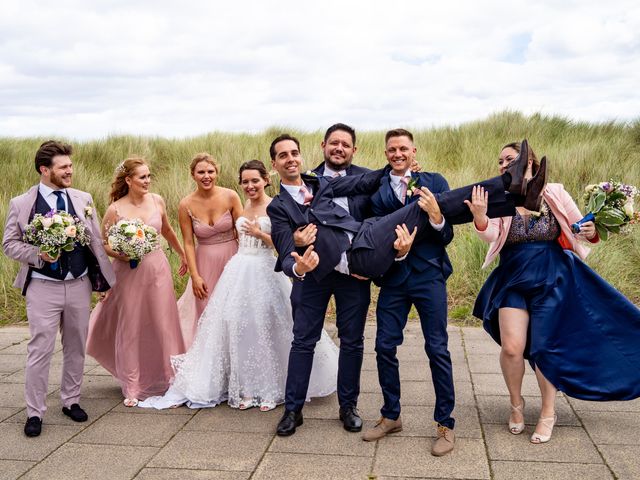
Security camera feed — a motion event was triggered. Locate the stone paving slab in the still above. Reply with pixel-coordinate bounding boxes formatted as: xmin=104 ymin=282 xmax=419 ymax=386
xmin=490 ymin=461 xmax=614 ymax=480
xmin=1 ymin=323 xmax=638 ymax=479
xmin=20 ymin=443 xmax=159 ymax=480
xmin=252 ymin=453 xmax=373 ymax=480
xmin=0 ymin=459 xmax=35 ymax=480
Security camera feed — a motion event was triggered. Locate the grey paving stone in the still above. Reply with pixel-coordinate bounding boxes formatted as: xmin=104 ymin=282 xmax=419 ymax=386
xmin=0 ymin=407 xmax=21 ymax=422
xmin=374 ymin=436 xmax=490 ymax=479
xmin=73 ymin=412 xmax=191 ymax=447
xmin=149 ymin=430 xmax=271 ymax=471
xmin=21 ymin=443 xmax=158 ymax=480
xmin=568 ymin=397 xmax=640 ymax=413
xmin=84 ymin=364 xmax=114 ymax=376
xmin=580 ymin=411 xmax=640 ymax=445
xmin=4 ymin=397 xmax=118 ymax=426
xmin=0 ymin=355 xmax=25 ymax=374
xmin=0 ymin=423 xmax=81 ymax=461
xmin=79 ymin=373 xmax=123 ymax=398
xmin=491 ymin=460 xmax=613 ymax=479
xmin=462 ymin=339 xmax=501 ymax=355
xmin=466 ymin=354 xmax=502 ymax=374
xmin=362 ymin=353 xmax=377 ymax=371
xmin=396 ymin=380 xmax=476 ymax=407
xmin=471 ymin=372 xmax=541 ymax=397
xmin=136 ymin=469 xmax=250 ymax=480
xmin=269 ymin=418 xmax=375 ymax=457
xmin=252 ymin=452 xmax=373 ymax=480
xmin=476 ymin=394 xmax=580 ymax=427
xmin=183 ymin=403 xmax=280 ymax=433
xmin=112 ymin=402 xmax=199 ymax=415
xmin=483 ymin=423 xmax=602 ymax=463
xmin=0 ymin=361 xmax=94 ymax=384
xmin=398 ymin=360 xmax=470 ymax=383
xmin=0 ymin=459 xmax=35 ymax=480
xmin=0 ymin=335 xmax=29 ymax=352
xmin=599 ymin=444 xmax=640 ymax=480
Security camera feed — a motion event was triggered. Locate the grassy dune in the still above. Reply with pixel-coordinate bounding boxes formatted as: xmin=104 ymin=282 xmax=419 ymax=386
xmin=1 ymin=111 xmax=639 ymax=325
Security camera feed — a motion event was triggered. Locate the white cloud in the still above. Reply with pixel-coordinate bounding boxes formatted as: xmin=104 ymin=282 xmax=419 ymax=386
xmin=0 ymin=0 xmax=638 ymax=139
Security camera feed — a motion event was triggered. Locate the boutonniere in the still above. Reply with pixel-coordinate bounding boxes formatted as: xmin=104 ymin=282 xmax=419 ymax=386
xmin=304 ymin=170 xmax=317 ymax=177
xmin=84 ymin=204 xmax=94 ymax=219
xmin=405 ymin=177 xmax=419 ymax=197
xmin=529 ymin=202 xmax=548 ymax=219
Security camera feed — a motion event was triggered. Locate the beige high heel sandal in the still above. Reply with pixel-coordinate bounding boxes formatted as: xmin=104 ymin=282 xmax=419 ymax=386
xmin=509 ymin=397 xmax=525 ymax=435
xmin=530 ymin=413 xmax=557 ymax=444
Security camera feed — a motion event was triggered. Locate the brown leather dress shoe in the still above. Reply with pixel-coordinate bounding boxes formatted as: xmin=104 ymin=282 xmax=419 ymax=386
xmin=431 ymin=424 xmax=455 ymax=456
xmin=523 ymin=156 xmax=547 ymax=211
xmin=362 ymin=416 xmax=403 ymax=441
xmin=505 ymin=139 xmax=530 ymax=195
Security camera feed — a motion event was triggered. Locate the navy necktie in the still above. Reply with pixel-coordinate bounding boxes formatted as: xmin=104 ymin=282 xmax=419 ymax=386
xmin=53 ymin=191 xmax=66 ymax=212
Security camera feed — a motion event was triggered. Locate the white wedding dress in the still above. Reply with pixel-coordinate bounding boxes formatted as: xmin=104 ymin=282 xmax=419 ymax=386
xmin=139 ymin=216 xmax=338 ymax=409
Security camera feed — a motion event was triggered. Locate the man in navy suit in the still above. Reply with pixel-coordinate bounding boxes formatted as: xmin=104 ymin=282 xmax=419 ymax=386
xmin=362 ymin=129 xmax=457 ymax=456
xmin=291 ymin=124 xmax=373 ymax=434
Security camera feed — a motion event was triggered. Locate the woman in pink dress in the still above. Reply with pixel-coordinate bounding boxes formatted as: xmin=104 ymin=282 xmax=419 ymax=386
xmin=176 ymin=153 xmax=243 ymax=348
xmin=87 ymin=157 xmax=188 ymax=407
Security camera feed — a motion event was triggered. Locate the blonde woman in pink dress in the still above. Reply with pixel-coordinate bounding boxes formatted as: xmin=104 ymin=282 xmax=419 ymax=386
xmin=176 ymin=153 xmax=243 ymax=348
xmin=87 ymin=157 xmax=188 ymax=407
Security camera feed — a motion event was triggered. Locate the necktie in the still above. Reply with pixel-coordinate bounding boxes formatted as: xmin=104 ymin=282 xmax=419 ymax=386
xmin=53 ymin=191 xmax=66 ymax=212
xmin=332 ymin=172 xmax=341 ymax=178
xmin=300 ymin=185 xmax=314 ymax=205
xmin=400 ymin=177 xmax=409 ymax=204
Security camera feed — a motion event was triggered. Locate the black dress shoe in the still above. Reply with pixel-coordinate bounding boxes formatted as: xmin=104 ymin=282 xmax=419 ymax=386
xmin=504 ymin=139 xmax=530 ymax=195
xmin=339 ymin=406 xmax=363 ymax=432
xmin=523 ymin=156 xmax=547 ymax=211
xmin=276 ymin=409 xmax=303 ymax=436
xmin=62 ymin=403 xmax=88 ymax=422
xmin=24 ymin=416 xmax=42 ymax=437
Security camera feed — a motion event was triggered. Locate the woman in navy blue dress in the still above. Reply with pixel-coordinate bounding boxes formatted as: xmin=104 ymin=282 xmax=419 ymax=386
xmin=467 ymin=141 xmax=640 ymax=444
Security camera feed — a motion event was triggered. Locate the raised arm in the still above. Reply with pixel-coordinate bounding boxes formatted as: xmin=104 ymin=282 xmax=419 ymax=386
xmin=330 ymin=166 xmax=387 ymax=197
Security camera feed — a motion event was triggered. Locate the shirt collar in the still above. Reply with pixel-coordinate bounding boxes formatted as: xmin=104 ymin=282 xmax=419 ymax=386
xmin=389 ymin=169 xmax=412 ymax=187
xmin=323 ymin=164 xmax=346 ymax=178
xmin=39 ymin=182 xmax=66 ymax=198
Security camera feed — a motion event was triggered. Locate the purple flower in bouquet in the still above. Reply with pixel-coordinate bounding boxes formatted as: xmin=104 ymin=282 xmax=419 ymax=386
xmin=578 ymin=180 xmax=640 ymax=240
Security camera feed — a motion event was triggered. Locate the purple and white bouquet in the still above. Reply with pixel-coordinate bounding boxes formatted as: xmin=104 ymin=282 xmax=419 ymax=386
xmin=574 ymin=181 xmax=640 ymax=240
xmin=107 ymin=219 xmax=158 ymax=268
xmin=23 ymin=210 xmax=90 ymax=269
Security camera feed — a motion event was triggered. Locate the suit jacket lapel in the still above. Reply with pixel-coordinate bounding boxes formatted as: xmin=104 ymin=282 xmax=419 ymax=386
xmin=277 ymin=185 xmax=309 ymax=226
xmin=380 ymin=175 xmax=403 ymax=210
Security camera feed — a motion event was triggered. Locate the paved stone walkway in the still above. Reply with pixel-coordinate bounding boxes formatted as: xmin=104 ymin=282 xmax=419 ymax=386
xmin=1 ymin=323 xmax=638 ymax=479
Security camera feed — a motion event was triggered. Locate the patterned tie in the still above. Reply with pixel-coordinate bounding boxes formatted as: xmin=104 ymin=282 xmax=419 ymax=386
xmin=400 ymin=177 xmax=409 ymax=204
xmin=332 ymin=172 xmax=341 ymax=178
xmin=53 ymin=191 xmax=66 ymax=212
xmin=300 ymin=185 xmax=314 ymax=205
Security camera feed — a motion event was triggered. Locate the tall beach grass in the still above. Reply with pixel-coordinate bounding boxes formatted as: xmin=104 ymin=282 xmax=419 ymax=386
xmin=1 ymin=111 xmax=639 ymax=325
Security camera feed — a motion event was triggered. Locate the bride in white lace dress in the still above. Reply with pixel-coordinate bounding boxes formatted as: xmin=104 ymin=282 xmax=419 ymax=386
xmin=139 ymin=160 xmax=338 ymax=411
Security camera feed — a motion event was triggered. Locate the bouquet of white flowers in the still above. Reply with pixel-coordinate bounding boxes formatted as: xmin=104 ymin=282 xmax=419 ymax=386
xmin=23 ymin=210 xmax=90 ymax=270
xmin=574 ymin=181 xmax=640 ymax=240
xmin=107 ymin=219 xmax=159 ymax=268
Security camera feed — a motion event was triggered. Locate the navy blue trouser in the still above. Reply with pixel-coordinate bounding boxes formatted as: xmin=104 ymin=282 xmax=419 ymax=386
xmin=375 ymin=274 xmax=455 ymax=429
xmin=285 ymin=270 xmax=370 ymax=412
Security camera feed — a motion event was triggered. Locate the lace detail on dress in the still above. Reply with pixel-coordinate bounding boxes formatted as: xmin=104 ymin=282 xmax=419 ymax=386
xmin=505 ymin=200 xmax=561 ymax=245
xmin=236 ymin=217 xmax=272 ymax=255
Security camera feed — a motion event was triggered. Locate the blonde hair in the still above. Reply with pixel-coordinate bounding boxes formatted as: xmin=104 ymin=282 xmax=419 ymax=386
xmin=109 ymin=157 xmax=148 ymax=203
xmin=189 ymin=152 xmax=219 ymax=175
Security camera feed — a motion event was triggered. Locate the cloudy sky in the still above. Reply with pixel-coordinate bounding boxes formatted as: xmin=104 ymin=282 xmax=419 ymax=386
xmin=1 ymin=0 xmax=638 ymax=139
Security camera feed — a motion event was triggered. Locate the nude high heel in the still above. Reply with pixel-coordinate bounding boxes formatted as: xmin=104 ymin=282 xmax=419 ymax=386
xmin=509 ymin=397 xmax=525 ymax=435
xmin=530 ymin=413 xmax=557 ymax=444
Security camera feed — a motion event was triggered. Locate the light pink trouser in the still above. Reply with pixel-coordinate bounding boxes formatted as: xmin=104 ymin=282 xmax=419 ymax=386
xmin=25 ymin=276 xmax=92 ymax=418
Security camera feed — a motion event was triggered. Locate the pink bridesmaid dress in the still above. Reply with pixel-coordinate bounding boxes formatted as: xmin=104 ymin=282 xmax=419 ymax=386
xmin=87 ymin=203 xmax=185 ymax=400
xmin=176 ymin=210 xmax=238 ymax=348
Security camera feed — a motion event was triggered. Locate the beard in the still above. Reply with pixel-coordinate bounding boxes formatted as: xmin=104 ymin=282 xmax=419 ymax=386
xmin=49 ymin=170 xmax=71 ymax=189
xmin=323 ymin=154 xmax=351 ymax=172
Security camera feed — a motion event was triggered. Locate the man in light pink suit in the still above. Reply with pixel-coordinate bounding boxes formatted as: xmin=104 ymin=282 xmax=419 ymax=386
xmin=2 ymin=140 xmax=115 ymax=437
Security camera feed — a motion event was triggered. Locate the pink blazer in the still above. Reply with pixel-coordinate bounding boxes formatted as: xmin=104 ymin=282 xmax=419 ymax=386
xmin=2 ymin=185 xmax=116 ymax=290
xmin=474 ymin=183 xmax=599 ymax=269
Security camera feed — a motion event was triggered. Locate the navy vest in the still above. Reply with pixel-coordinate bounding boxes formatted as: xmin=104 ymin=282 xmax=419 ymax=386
xmin=31 ymin=191 xmax=89 ymax=280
